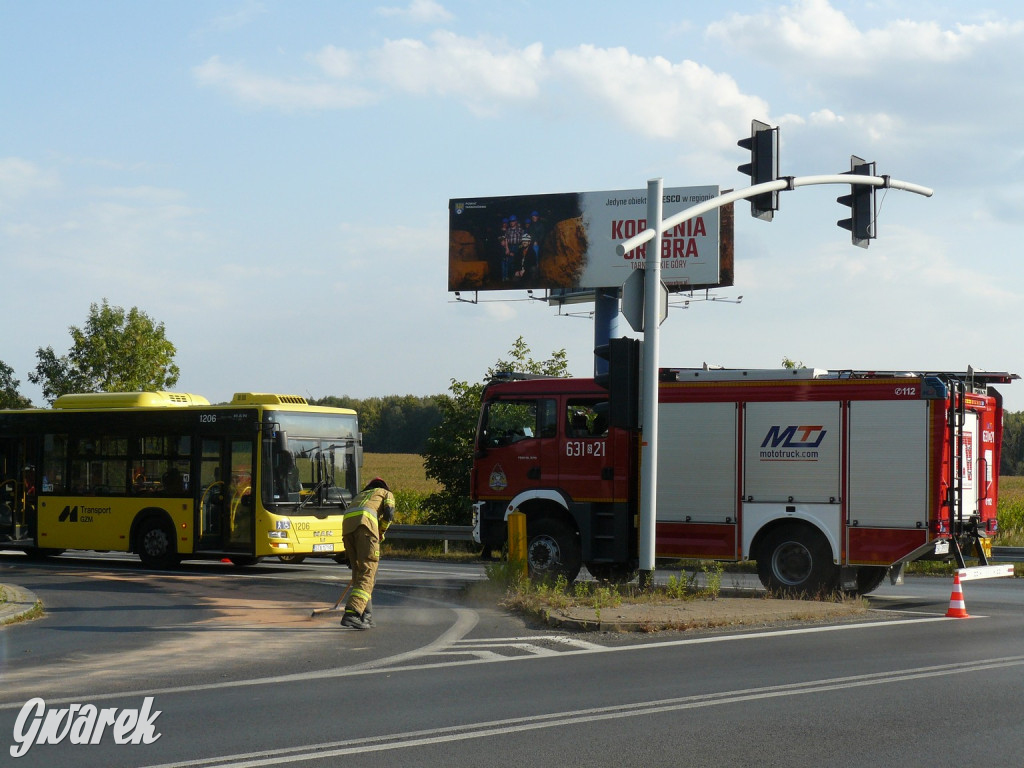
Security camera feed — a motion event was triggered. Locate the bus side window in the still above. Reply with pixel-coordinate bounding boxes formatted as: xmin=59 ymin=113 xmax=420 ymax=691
xmin=42 ymin=434 xmax=68 ymax=494
xmin=162 ymin=466 xmax=184 ymax=494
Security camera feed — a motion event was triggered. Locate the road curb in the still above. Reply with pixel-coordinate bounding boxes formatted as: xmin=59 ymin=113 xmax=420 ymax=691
xmin=0 ymin=583 xmax=42 ymax=626
xmin=538 ymin=595 xmax=868 ymax=633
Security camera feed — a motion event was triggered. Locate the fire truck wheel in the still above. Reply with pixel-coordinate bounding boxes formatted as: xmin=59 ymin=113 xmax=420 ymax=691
xmin=137 ymin=516 xmax=181 ymax=570
xmin=527 ymin=519 xmax=582 ymax=582
xmin=850 ymin=566 xmax=887 ymax=595
xmin=757 ymin=525 xmax=837 ymax=596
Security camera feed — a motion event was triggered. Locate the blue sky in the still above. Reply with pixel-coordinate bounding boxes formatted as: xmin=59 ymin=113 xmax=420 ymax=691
xmin=3 ymin=0 xmax=1024 ymax=410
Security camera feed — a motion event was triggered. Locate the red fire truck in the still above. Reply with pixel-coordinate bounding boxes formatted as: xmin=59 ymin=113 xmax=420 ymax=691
xmin=470 ymin=366 xmax=1017 ymax=594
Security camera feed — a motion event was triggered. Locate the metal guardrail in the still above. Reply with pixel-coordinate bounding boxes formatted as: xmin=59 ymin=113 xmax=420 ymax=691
xmin=385 ymin=524 xmax=475 ymax=542
xmin=991 ymin=547 xmax=1024 ymax=563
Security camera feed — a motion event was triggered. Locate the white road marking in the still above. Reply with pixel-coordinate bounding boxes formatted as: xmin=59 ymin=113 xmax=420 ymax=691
xmin=137 ymin=654 xmax=1024 ymax=768
xmin=0 ymin=613 xmax=956 ymax=711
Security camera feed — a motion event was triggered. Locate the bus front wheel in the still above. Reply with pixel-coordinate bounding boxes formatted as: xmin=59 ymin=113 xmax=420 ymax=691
xmin=137 ymin=517 xmax=180 ymax=570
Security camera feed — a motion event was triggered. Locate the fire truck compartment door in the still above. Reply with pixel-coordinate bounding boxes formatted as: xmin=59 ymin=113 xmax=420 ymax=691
xmin=847 ymin=400 xmax=928 ymax=528
xmin=744 ymin=401 xmax=841 ymax=503
xmin=657 ymin=402 xmax=737 ymax=523
xmin=957 ymin=410 xmax=980 ymax=522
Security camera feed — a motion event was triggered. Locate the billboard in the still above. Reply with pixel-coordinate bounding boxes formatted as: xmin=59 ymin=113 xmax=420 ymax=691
xmin=448 ymin=186 xmax=732 ymax=293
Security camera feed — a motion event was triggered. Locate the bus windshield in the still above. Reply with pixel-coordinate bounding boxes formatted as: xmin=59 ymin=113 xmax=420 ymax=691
xmin=266 ymin=410 xmax=359 ymax=511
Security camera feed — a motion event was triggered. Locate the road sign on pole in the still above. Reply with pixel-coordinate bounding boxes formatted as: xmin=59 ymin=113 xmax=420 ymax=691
xmin=621 ymin=268 xmax=668 ymax=332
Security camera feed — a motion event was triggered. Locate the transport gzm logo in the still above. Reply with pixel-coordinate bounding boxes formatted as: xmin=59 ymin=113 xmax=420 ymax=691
xmin=57 ymin=505 xmax=111 ymax=523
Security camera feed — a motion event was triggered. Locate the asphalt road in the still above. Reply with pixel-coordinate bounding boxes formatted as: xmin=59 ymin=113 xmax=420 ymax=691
xmin=1 ymin=554 xmax=1022 ymax=767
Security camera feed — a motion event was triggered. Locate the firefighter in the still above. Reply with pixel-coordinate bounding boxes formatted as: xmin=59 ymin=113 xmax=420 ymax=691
xmin=340 ymin=477 xmax=396 ymax=630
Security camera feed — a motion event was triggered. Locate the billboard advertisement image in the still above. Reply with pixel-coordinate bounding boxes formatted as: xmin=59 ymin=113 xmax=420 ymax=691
xmin=448 ymin=186 xmax=730 ymax=293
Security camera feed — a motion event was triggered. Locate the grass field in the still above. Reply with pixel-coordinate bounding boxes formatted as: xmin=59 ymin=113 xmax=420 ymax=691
xmin=361 ymin=453 xmax=439 ymax=526
xmin=997 ymin=476 xmax=1024 ymax=544
xmin=362 ymin=453 xmax=439 ymax=495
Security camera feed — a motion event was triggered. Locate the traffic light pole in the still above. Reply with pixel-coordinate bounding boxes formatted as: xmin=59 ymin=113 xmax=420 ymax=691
xmin=618 ymin=172 xmax=933 ymax=588
xmin=593 ymin=289 xmax=619 ymax=377
xmin=637 ymin=177 xmax=664 ymax=589
xmin=620 ymin=174 xmax=932 ymax=258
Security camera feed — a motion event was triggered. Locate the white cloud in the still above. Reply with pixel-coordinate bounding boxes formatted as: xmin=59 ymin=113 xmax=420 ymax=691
xmin=85 ymin=185 xmax=189 ymax=204
xmin=707 ymin=0 xmax=1024 ymax=74
xmin=376 ymin=0 xmax=453 ymax=24
xmin=207 ymin=1 xmax=268 ymax=31
xmin=550 ymin=45 xmax=768 ymax=146
xmin=313 ymin=46 xmax=359 ymax=79
xmin=368 ymin=32 xmax=545 ymax=115
xmin=811 ymin=226 xmax=1019 ymax=304
xmin=196 ymin=33 xmax=546 ymax=116
xmin=193 ymin=55 xmax=378 ymax=110
xmin=0 ymin=157 xmax=59 ymax=201
xmin=194 ymin=33 xmax=770 ymax=146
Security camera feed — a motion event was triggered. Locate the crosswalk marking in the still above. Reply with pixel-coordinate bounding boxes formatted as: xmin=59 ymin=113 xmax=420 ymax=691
xmin=434 ymin=634 xmax=607 ymax=660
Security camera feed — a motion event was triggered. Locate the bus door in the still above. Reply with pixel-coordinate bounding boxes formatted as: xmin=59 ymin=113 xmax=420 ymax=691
xmin=227 ymin=439 xmax=255 ymax=551
xmin=196 ymin=438 xmax=228 ymax=550
xmin=196 ymin=438 xmax=255 ymax=551
xmin=1 ymin=439 xmax=17 ymax=540
xmin=0 ymin=437 xmax=36 ymax=542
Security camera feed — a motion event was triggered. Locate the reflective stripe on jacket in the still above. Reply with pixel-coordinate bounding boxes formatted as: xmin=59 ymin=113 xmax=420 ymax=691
xmin=342 ymin=487 xmax=396 ymax=537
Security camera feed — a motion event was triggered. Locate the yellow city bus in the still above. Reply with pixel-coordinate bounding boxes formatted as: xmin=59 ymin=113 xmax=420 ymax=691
xmin=0 ymin=391 xmax=361 ymax=567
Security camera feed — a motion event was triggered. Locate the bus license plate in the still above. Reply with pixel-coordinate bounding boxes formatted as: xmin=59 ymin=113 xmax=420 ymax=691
xmin=312 ymin=543 xmax=335 ymax=553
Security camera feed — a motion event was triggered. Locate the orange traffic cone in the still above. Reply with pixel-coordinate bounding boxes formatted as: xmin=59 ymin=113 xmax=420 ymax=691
xmin=945 ymin=572 xmax=970 ymax=619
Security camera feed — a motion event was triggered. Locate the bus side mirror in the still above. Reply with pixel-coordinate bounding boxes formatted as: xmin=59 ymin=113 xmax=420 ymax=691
xmin=275 ymin=431 xmax=288 ymax=453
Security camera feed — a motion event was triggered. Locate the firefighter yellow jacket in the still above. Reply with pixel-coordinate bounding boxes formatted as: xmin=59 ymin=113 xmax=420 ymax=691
xmin=342 ymin=487 xmax=396 ymax=538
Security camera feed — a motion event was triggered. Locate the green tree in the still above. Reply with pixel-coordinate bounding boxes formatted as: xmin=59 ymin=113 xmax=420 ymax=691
xmin=29 ymin=300 xmax=180 ymax=404
xmin=315 ymin=394 xmax=442 ymax=453
xmin=421 ymin=337 xmax=568 ymax=526
xmin=0 ymin=360 xmax=32 ymax=409
xmin=1001 ymin=411 xmax=1024 ymax=476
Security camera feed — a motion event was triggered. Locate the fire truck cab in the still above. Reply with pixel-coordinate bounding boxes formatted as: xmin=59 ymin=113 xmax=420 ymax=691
xmin=470 ymin=367 xmax=1016 ymax=594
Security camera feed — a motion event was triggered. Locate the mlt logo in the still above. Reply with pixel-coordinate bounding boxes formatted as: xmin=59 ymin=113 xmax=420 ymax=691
xmin=761 ymin=425 xmax=827 ymax=449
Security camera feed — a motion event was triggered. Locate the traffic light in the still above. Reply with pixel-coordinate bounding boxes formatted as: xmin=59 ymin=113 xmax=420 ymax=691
xmin=837 ymin=155 xmax=877 ymax=248
xmin=594 ymin=337 xmax=640 ymax=430
xmin=737 ymin=119 xmax=780 ymax=221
